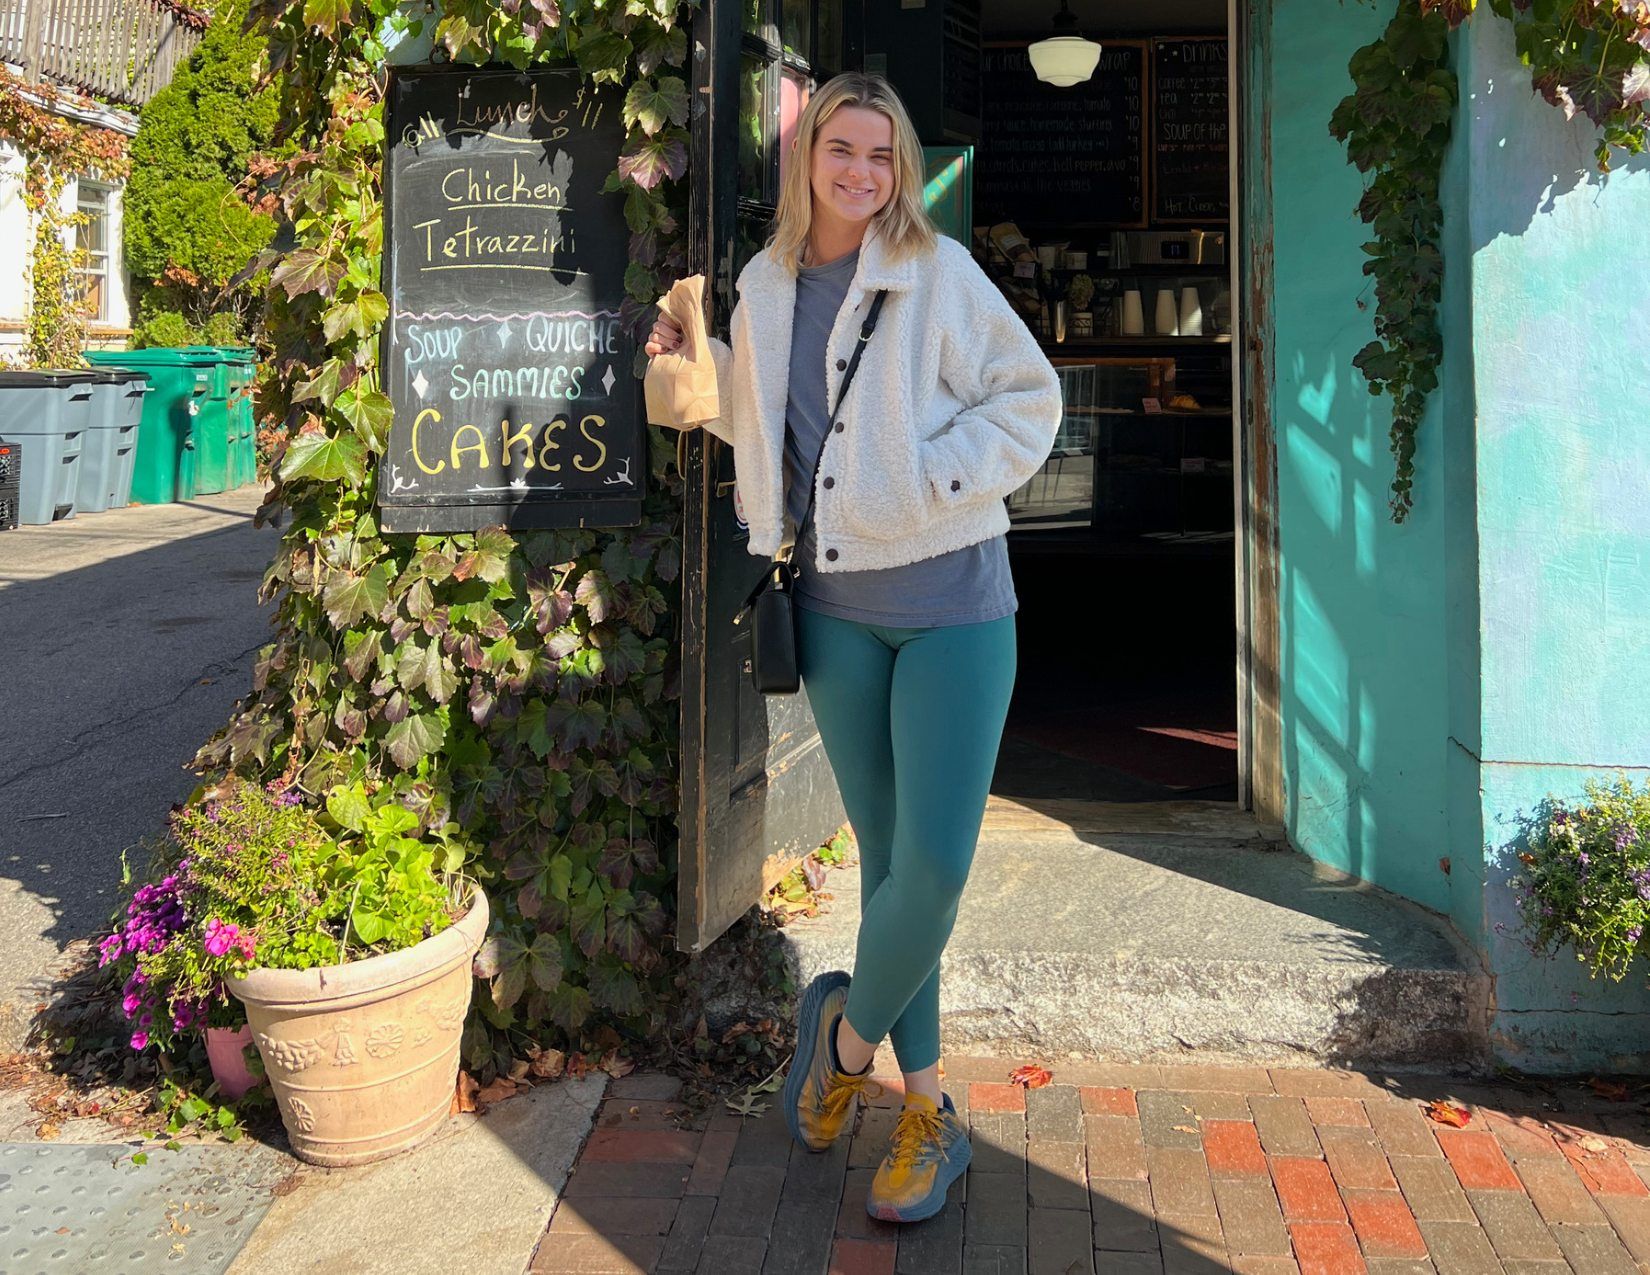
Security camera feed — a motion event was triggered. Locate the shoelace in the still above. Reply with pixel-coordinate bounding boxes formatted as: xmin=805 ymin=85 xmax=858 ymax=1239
xmin=888 ymin=1104 xmax=951 ymax=1169
xmin=818 ymin=1068 xmax=886 ymax=1124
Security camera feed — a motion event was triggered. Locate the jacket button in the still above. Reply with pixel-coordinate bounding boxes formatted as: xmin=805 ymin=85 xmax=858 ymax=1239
xmin=950 ymin=479 xmax=961 ymax=491
xmin=822 ymin=476 xmax=834 ymax=489
xmin=833 ymin=421 xmax=844 ymax=433
xmin=835 ymin=358 xmax=847 ymax=371
xmin=825 ymin=548 xmax=839 ymax=562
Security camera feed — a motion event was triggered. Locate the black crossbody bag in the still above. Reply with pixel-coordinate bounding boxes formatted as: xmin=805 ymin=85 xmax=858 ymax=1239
xmin=735 ymin=288 xmax=889 ymax=695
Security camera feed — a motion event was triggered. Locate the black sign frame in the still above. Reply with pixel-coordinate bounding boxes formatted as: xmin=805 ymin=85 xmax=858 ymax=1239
xmin=379 ymin=65 xmax=644 ymax=534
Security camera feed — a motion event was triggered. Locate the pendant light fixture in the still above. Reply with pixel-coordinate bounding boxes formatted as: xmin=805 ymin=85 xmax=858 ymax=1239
xmin=1028 ymin=0 xmax=1102 ymax=87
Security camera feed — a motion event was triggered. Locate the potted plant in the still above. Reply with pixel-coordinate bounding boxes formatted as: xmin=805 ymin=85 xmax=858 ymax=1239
xmin=1509 ymin=774 xmax=1650 ymax=987
xmin=1066 ymin=273 xmax=1096 ymax=338
xmin=100 ymin=775 xmax=485 ymax=1166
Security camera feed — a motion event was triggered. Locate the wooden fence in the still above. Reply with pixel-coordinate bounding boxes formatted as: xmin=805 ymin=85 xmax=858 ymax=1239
xmin=0 ymin=0 xmax=207 ymax=110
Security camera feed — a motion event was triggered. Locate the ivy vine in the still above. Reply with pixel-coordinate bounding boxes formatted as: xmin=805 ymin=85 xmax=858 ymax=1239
xmin=0 ymin=67 xmax=131 ymax=368
xmin=197 ymin=0 xmax=704 ymax=1082
xmin=1333 ymin=0 xmax=1650 ymax=521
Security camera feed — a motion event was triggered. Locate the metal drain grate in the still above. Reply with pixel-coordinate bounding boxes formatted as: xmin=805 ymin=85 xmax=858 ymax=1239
xmin=0 ymin=1141 xmax=287 ymax=1273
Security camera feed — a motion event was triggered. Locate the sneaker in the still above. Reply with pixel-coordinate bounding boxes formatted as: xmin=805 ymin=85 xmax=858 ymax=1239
xmin=783 ymin=969 xmax=884 ymax=1152
xmin=865 ymin=1090 xmax=972 ymax=1223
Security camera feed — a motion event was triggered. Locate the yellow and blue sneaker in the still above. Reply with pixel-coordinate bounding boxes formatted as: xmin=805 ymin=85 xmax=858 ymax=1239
xmin=783 ymin=969 xmax=885 ymax=1152
xmin=865 ymin=1090 xmax=972 ymax=1222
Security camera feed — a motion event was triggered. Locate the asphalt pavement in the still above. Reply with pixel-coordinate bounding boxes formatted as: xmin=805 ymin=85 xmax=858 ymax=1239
xmin=0 ymin=487 xmax=279 ymax=1048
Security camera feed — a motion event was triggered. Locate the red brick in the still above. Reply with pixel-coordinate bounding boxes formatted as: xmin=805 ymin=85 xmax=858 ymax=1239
xmin=1204 ymin=1120 xmax=1268 ymax=1178
xmin=529 ymin=1231 xmax=667 ymax=1272
xmin=1306 ymin=1097 xmax=1371 ymax=1128
xmin=1318 ymin=1128 xmax=1398 ymax=1192
xmin=1081 ymin=1085 xmax=1139 ymax=1117
xmin=686 ymin=1129 xmax=737 ymax=1195
xmin=594 ymin=1098 xmax=696 ymax=1130
xmin=828 ymin=1237 xmax=896 ymax=1275
xmin=580 ymin=1127 xmax=701 ymax=1164
xmin=1341 ymin=1189 xmax=1427 ymax=1259
xmin=1483 ymin=1110 xmax=1565 ymax=1161
xmin=970 ymin=1082 xmax=1027 ymax=1113
xmin=1288 ymin=1220 xmax=1367 ymax=1275
xmin=1436 ymin=1127 xmax=1523 ymax=1191
xmin=1271 ymin=1156 xmax=1348 ymax=1223
xmin=1515 ymin=1156 xmax=1608 ymax=1225
xmin=1558 ymin=1134 xmax=1650 ymax=1197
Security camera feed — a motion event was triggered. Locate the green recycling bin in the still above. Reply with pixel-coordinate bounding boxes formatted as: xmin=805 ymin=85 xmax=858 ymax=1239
xmin=180 ymin=346 xmax=232 ymax=494
xmin=84 ymin=348 xmax=212 ymax=504
xmin=224 ymin=346 xmax=259 ymax=488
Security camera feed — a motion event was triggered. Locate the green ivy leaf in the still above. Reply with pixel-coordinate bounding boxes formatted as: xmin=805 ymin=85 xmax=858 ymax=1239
xmin=273 ymin=247 xmax=346 ymax=298
xmin=633 ymin=22 xmax=686 ymax=76
xmin=322 ymin=561 xmax=392 ymax=629
xmin=322 ymin=289 xmax=390 ymax=344
xmin=587 ymin=956 xmax=644 ymax=1016
xmin=616 ymin=129 xmax=687 ymax=190
xmin=528 ymin=933 xmax=564 ymax=991
xmin=573 ymin=30 xmax=632 ymax=83
xmin=622 ymin=77 xmax=689 ymax=136
xmin=303 ymin=0 xmax=352 ymax=35
xmin=384 ymin=710 xmax=445 ymax=769
xmin=326 ymin=784 xmax=373 ymax=833
xmin=336 ymin=388 xmax=394 ymax=451
xmin=281 ymin=428 xmax=369 ymax=486
xmin=397 ymin=636 xmax=459 ymax=705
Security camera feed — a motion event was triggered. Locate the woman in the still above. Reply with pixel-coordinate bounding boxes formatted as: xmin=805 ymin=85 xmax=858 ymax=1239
xmin=645 ymin=72 xmax=1061 ymax=1224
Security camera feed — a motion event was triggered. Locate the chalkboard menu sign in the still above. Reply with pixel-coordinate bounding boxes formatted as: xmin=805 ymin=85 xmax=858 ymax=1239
xmin=380 ymin=68 xmax=642 ymax=533
xmin=1152 ymin=37 xmax=1229 ymax=223
xmin=975 ymin=40 xmax=1147 ymax=229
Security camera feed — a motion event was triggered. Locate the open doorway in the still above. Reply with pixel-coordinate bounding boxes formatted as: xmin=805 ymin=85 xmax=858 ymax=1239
xmin=869 ymin=0 xmax=1241 ymax=806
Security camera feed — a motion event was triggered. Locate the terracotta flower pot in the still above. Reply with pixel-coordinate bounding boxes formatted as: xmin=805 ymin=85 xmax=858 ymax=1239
xmin=227 ymin=886 xmax=488 ymax=1167
xmin=205 ymin=1024 xmax=259 ymax=1100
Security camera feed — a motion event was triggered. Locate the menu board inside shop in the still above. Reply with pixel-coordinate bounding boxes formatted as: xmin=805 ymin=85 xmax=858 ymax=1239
xmin=975 ymin=40 xmax=1146 ymax=229
xmin=1152 ymin=37 xmax=1229 ymax=223
xmin=380 ymin=68 xmax=642 ymax=533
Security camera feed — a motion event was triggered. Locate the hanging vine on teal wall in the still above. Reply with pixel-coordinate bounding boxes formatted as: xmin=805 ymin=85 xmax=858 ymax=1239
xmin=1333 ymin=0 xmax=1650 ymax=521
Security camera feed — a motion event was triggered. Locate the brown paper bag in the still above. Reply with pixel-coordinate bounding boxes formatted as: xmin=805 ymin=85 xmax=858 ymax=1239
xmin=643 ymin=274 xmax=721 ymax=429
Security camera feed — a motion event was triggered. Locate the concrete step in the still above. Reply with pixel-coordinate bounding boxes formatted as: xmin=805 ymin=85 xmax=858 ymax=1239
xmin=736 ymin=801 xmax=1490 ymax=1073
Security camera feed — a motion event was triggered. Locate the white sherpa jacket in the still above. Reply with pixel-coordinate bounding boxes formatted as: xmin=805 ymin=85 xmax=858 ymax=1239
xmin=700 ymin=226 xmax=1063 ymax=573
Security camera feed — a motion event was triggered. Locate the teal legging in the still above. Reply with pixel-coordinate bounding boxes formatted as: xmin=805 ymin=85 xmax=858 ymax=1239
xmin=795 ymin=606 xmax=1018 ymax=1074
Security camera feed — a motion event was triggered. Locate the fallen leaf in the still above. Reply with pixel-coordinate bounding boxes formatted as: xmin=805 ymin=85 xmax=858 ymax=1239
xmin=601 ymin=1054 xmax=636 ymax=1079
xmin=450 ymin=1071 xmax=480 ymax=1115
xmin=36 ymin=1121 xmax=60 ymax=1141
xmin=725 ymin=1090 xmax=769 ymax=1117
xmin=1171 ymin=1124 xmax=1199 ymax=1135
xmin=1008 ymin=1063 xmax=1054 ymax=1089
xmin=530 ymin=1047 xmax=566 ymax=1079
xmin=1588 ymin=1078 xmax=1631 ymax=1102
xmin=1424 ymin=1099 xmax=1471 ymax=1127
xmin=55 ymin=1227 xmax=69 ymax=1235
xmin=476 ymin=1076 xmax=521 ymax=1106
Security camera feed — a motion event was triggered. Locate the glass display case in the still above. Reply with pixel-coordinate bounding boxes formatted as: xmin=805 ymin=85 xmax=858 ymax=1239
xmin=1006 ymin=350 xmax=1233 ymax=551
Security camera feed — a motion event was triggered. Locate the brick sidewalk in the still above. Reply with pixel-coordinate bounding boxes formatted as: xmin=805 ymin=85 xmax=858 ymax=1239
xmin=530 ymin=1057 xmax=1650 ymax=1275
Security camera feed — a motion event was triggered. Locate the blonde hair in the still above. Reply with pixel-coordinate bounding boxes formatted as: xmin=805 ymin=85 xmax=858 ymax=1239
xmin=769 ymin=72 xmax=938 ymax=274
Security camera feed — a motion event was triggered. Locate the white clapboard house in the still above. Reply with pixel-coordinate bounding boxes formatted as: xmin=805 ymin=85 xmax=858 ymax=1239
xmin=0 ymin=0 xmax=205 ymax=355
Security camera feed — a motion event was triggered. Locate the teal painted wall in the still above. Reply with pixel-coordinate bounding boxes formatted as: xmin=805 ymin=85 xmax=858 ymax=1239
xmin=1457 ymin=15 xmax=1650 ymax=1070
xmin=1266 ymin=3 xmax=1650 ymax=1070
xmin=1269 ymin=0 xmax=1457 ymax=917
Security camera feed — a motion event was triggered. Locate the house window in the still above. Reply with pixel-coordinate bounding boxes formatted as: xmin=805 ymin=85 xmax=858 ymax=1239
xmin=75 ymin=181 xmax=113 ymax=322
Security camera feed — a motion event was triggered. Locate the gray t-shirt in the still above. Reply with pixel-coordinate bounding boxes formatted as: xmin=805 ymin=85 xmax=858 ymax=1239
xmin=782 ymin=245 xmax=1018 ymax=628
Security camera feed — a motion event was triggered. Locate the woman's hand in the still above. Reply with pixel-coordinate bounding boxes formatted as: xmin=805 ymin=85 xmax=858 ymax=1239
xmin=644 ymin=313 xmax=684 ymax=359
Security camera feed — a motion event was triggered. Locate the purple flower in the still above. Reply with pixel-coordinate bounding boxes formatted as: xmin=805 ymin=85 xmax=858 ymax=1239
xmin=1629 ymin=926 xmax=1643 ymax=944
xmin=129 ymin=1030 xmax=149 ymax=1051
xmin=121 ymin=993 xmax=142 ymax=1016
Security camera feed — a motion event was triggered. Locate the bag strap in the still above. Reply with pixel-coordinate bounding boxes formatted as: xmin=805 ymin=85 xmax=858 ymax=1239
xmin=789 ymin=287 xmax=889 ymax=569
xmin=737 ymin=287 xmax=889 ymax=618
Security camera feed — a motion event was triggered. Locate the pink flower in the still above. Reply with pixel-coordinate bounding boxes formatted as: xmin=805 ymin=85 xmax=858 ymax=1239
xmin=121 ymin=993 xmax=142 ymax=1016
xmin=129 ymin=1030 xmax=149 ymax=1051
